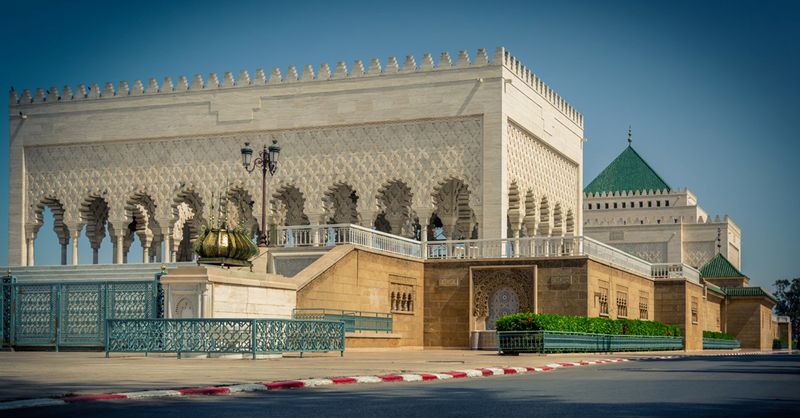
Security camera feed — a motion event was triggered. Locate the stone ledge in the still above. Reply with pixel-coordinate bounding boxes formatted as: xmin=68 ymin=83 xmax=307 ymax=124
xmin=346 ymin=332 xmax=401 ymax=339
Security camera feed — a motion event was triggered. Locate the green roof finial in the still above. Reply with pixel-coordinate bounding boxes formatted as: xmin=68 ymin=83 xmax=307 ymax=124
xmin=627 ymin=125 xmax=632 ymax=145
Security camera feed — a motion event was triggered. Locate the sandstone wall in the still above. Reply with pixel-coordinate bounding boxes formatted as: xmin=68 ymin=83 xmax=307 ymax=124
xmin=725 ymin=297 xmax=773 ymax=350
xmin=296 ymin=247 xmax=424 ymax=348
xmin=587 ymin=260 xmax=655 ymax=320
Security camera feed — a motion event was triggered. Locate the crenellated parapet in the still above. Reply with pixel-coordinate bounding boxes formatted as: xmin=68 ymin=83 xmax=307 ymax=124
xmin=9 ymin=46 xmax=583 ymax=128
xmin=583 ymin=188 xmax=681 ymax=199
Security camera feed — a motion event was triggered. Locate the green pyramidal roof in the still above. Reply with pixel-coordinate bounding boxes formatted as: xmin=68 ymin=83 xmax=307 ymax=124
xmin=584 ymin=146 xmax=671 ymax=194
xmin=700 ymin=253 xmax=745 ymax=278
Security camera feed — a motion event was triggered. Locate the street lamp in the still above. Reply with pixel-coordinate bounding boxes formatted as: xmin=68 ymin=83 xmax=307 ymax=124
xmin=241 ymin=139 xmax=281 ymax=247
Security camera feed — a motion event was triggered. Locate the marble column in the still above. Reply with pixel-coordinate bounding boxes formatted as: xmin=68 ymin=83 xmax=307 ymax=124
xmin=114 ymin=234 xmax=124 ymax=264
xmin=71 ymin=230 xmax=80 ymax=265
xmin=26 ymin=238 xmax=35 ymax=266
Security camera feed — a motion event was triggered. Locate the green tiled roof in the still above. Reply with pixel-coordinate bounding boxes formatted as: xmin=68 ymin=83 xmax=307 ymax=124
xmin=584 ymin=145 xmax=671 ymax=194
xmin=700 ymin=253 xmax=745 ymax=278
xmin=724 ymin=287 xmax=777 ymax=302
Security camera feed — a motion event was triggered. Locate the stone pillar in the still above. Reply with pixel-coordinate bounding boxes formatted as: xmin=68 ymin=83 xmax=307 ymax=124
xmin=92 ymin=247 xmax=99 ymax=264
xmin=163 ymin=234 xmax=171 ymax=263
xmin=414 ymin=208 xmax=433 ymax=259
xmin=71 ymin=230 xmax=80 ymax=266
xmin=419 ymin=217 xmax=429 ymax=259
xmin=114 ymin=233 xmax=124 ymax=264
xmin=142 ymin=244 xmax=150 ymax=263
xmin=480 ymin=79 xmax=508 ymax=241
xmin=26 ymin=237 xmax=35 ymax=266
xmin=60 ymin=240 xmax=68 ymax=265
xmin=511 ymin=227 xmax=521 ymax=257
xmin=360 ymin=211 xmax=377 ymax=229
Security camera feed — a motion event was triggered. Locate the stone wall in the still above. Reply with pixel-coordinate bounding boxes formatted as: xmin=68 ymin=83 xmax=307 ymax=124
xmin=704 ymin=291 xmax=724 ymax=333
xmin=654 ymin=280 xmax=704 ymax=351
xmin=725 ymin=296 xmax=773 ymax=350
xmin=422 ymin=257 xmax=656 ymax=348
xmin=163 ymin=265 xmax=297 ymax=319
xmin=211 ymin=283 xmax=295 ymax=319
xmin=295 ymin=247 xmax=424 ymax=348
xmin=586 ymin=260 xmax=655 ymax=320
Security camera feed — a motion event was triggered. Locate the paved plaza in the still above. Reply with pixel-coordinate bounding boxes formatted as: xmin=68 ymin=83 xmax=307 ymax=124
xmin=4 ymin=353 xmax=798 ymax=417
xmin=0 ymin=349 xmax=787 ymax=403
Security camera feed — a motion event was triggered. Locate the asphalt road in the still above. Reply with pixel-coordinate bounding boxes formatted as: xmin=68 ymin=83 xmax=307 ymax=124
xmin=8 ymin=354 xmax=800 ymax=418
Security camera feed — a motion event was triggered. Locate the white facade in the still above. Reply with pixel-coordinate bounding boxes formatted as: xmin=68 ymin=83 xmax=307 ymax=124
xmin=7 ymin=47 xmax=584 ymax=267
xmin=583 ymin=188 xmax=742 ymax=269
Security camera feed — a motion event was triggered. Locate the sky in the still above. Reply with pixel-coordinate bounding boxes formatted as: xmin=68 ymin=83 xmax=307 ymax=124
xmin=1 ymin=0 xmax=798 ymax=289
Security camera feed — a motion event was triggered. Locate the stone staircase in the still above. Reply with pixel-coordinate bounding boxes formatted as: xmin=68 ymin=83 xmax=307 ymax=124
xmin=4 ymin=262 xmax=195 ymax=283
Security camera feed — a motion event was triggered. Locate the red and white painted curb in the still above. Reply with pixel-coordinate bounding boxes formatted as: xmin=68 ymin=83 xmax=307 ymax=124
xmin=2 ymin=353 xmax=784 ymax=411
xmin=0 ymin=358 xmax=634 ymax=411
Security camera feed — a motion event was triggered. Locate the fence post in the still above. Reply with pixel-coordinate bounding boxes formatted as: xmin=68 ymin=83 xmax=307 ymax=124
xmin=155 ymin=269 xmax=165 ymax=319
xmin=251 ymin=319 xmax=257 ymax=360
xmin=105 ymin=320 xmax=110 ymax=358
xmin=0 ymin=274 xmax=9 ymax=348
xmin=54 ymin=284 xmax=61 ymax=352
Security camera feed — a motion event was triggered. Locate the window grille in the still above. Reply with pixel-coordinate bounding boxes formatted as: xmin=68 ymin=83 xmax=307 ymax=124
xmin=597 ymin=287 xmax=609 ymax=316
xmin=691 ymin=297 xmax=699 ymax=324
xmin=390 ymin=283 xmax=414 ymax=313
xmin=617 ymin=291 xmax=628 ymax=318
xmin=639 ymin=292 xmax=648 ymax=320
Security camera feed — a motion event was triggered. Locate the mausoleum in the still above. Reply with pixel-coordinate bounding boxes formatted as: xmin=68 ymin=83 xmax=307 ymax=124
xmin=4 ymin=47 xmax=788 ymax=352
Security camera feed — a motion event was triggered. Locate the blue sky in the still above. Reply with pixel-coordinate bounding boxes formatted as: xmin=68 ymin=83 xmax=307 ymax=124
xmin=1 ymin=0 xmax=797 ymax=289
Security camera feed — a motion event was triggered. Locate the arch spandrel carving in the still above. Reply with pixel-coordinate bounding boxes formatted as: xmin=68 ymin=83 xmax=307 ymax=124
xmin=472 ymin=268 xmax=533 ymax=318
xmin=24 ymin=117 xmax=483 ymax=240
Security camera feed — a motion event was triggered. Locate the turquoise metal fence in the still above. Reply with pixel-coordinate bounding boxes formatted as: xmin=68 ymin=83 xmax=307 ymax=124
xmin=498 ymin=330 xmax=684 ymax=354
xmin=105 ymin=318 xmax=346 ymax=358
xmin=1 ymin=275 xmax=9 ymax=347
xmin=292 ymin=308 xmax=392 ymax=333
xmin=7 ymin=278 xmax=159 ymax=350
xmin=703 ymin=338 xmax=741 ymax=349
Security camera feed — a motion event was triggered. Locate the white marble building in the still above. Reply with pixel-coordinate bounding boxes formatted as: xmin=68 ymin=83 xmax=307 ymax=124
xmin=583 ymin=138 xmax=741 ymax=269
xmin=7 ymin=47 xmax=584 ymax=267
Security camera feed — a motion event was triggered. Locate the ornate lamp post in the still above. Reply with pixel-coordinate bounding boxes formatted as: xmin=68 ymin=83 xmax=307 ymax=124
xmin=240 ymin=139 xmax=281 ymax=247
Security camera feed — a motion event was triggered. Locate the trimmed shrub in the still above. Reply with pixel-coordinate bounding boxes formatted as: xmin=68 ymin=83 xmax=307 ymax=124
xmin=495 ymin=312 xmax=681 ymax=337
xmin=702 ymin=330 xmax=736 ymax=340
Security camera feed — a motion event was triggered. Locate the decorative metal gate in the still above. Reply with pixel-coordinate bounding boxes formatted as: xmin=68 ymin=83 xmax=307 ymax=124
xmin=1 ymin=274 xmax=162 ymax=350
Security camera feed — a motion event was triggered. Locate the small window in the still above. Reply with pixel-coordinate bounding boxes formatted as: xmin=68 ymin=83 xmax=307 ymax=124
xmin=617 ymin=291 xmax=628 ymax=318
xmin=648 ymin=201 xmax=652 ymax=207
xmin=391 ymin=283 xmax=415 ymax=314
xmin=691 ymin=297 xmax=698 ymax=324
xmin=656 ymin=201 xmax=661 ymax=207
xmin=622 ymin=202 xmax=626 ymax=208
xmin=605 ymin=203 xmax=609 ymax=209
xmin=639 ymin=201 xmax=643 ymax=208
xmin=665 ymin=201 xmax=670 ymax=207
xmin=639 ymin=291 xmax=649 ymax=320
xmin=657 ymin=219 xmax=661 ymax=224
xmin=597 ymin=287 xmax=609 ymax=316
xmin=613 ymin=203 xmax=618 ymax=209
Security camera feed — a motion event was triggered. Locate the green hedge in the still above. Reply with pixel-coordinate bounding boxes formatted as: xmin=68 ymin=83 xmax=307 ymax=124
xmin=495 ymin=313 xmax=681 ymax=337
xmin=703 ymin=330 xmax=736 ymax=340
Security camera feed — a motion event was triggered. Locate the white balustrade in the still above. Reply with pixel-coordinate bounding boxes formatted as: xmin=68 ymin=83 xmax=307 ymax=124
xmin=275 ymin=224 xmax=421 ymax=258
xmin=274 ymin=224 xmax=700 ymax=283
xmin=651 ymin=263 xmax=701 ymax=284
